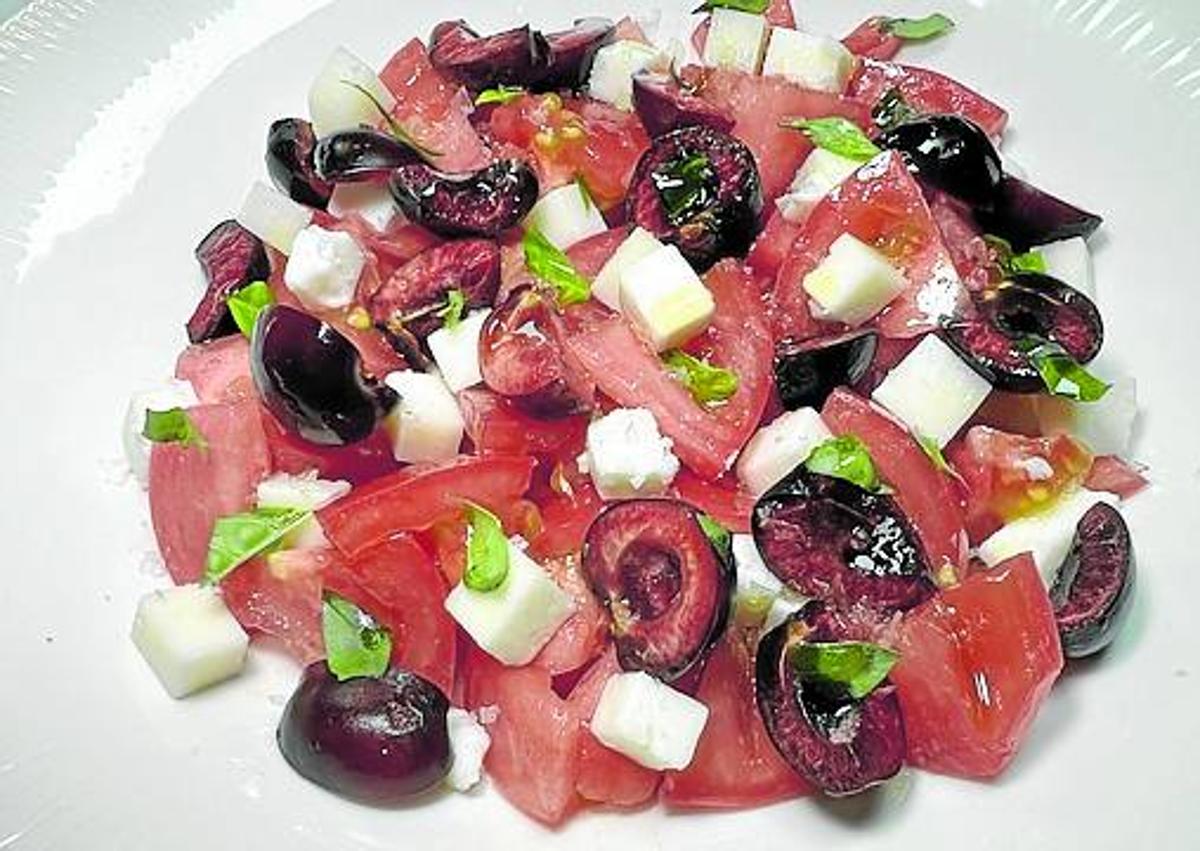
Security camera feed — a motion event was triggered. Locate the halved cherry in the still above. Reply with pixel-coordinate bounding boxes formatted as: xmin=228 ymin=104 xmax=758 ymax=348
xmin=582 ymin=500 xmax=733 ymax=683
xmin=773 ymin=330 xmax=878 ymax=411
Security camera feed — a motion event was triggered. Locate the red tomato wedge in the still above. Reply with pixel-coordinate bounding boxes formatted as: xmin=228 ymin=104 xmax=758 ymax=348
xmin=697 ymin=67 xmax=873 ymax=202
xmin=747 ymin=211 xmax=802 ymax=283
xmin=671 ymin=470 xmax=756 ymax=534
xmin=532 ymin=556 xmax=609 ymax=676
xmin=822 ymin=388 xmax=968 ymax=572
xmin=1085 ymin=455 xmax=1149 ymax=500
xmin=260 ymin=411 xmax=401 ymax=487
xmin=318 ymin=454 xmax=536 ymax=558
xmin=175 ymin=334 xmax=254 ymax=404
xmin=323 ymin=534 xmax=456 ymax=696
xmin=891 ymin=555 xmax=1064 ymax=778
xmin=463 ymin=648 xmax=582 ymax=825
xmin=661 ymin=633 xmax=810 ymax=808
xmin=564 ymin=261 xmax=771 ymax=480
xmin=458 ymin=388 xmax=588 ymax=457
xmin=528 ymin=474 xmax=605 ymax=561
xmin=774 ymin=151 xmax=967 ymax=341
xmin=566 ymin=227 xmax=631 ymax=277
xmin=221 ymin=552 xmax=328 ymax=664
xmin=842 ymin=18 xmax=903 ymax=61
xmin=378 ymin=39 xmax=491 ymax=174
xmin=148 ymin=400 xmax=271 ymax=584
xmin=849 ymin=59 xmax=1009 ymax=139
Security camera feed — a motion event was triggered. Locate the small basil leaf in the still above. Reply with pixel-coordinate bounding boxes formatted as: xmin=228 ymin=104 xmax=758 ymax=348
xmin=697 ymin=513 xmax=733 ymax=564
xmin=652 ymin=152 xmax=717 ymax=225
xmin=664 ymin=350 xmax=740 ymax=406
xmin=872 ymin=87 xmax=921 ymax=132
xmin=339 ymin=79 xmax=443 ymax=159
xmin=142 ymin=408 xmax=206 ymax=449
xmin=227 ymin=280 xmax=274 ymax=338
xmin=692 ymin=0 xmax=769 ymax=13
xmin=780 ymin=117 xmax=881 ymax=163
xmin=804 ymin=435 xmax=881 ymax=492
xmin=789 ymin=640 xmax=899 ymax=700
xmin=475 ymin=84 xmax=526 ymax=106
xmin=204 ymin=507 xmax=312 ymax=583
xmin=464 ymin=502 xmax=510 ymax=593
xmin=881 ymin=13 xmax=955 ymax=42
xmin=522 ymin=227 xmax=592 ymax=306
xmin=1016 ymin=339 xmax=1111 ymax=403
xmin=322 ymin=592 xmax=392 ymax=681
xmin=437 ymin=289 xmax=466 ymax=330
xmin=983 ymin=234 xmax=1047 ymax=276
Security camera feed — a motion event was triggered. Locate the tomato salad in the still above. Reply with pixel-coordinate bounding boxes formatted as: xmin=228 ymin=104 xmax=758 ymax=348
xmin=126 ymin=2 xmax=1146 ymax=826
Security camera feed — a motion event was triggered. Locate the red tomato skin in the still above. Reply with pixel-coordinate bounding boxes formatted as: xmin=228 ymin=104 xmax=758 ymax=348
xmin=528 ymin=477 xmax=605 ymax=561
xmin=174 ymin=334 xmax=253 ymax=404
xmin=260 ymin=409 xmax=401 ymax=487
xmin=1085 ymin=455 xmax=1149 ymax=500
xmin=671 ymin=470 xmax=756 ymax=534
xmin=822 ymin=388 xmax=968 ymax=573
xmin=532 ymin=556 xmax=609 ymax=677
xmin=891 ymin=555 xmax=1064 ymax=778
xmin=661 ymin=632 xmax=810 ymax=808
xmin=148 ymin=400 xmax=271 ymax=584
xmin=842 ymin=18 xmax=903 ymax=61
xmin=849 ymin=59 xmax=1009 ymax=139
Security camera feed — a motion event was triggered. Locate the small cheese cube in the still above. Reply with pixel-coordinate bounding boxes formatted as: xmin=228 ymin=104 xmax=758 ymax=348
xmin=1036 ymin=237 xmax=1094 ymax=298
xmin=591 ymin=227 xmax=664 ymax=310
xmin=619 ymin=245 xmax=715 ymax=351
xmin=284 ymin=225 xmax=366 ymax=310
xmin=131 ymin=584 xmax=249 ymax=699
xmin=327 ymin=183 xmax=400 ymax=234
xmin=1035 ymin=372 xmax=1138 ymax=456
xmin=580 ymin=408 xmax=680 ymax=499
xmin=382 ymin=370 xmax=465 ymax=463
xmin=445 ymin=540 xmax=574 ymax=666
xmin=237 ymin=181 xmax=313 ymax=254
xmin=762 ymin=28 xmax=856 ymax=93
xmin=732 ymin=534 xmax=806 ymax=632
xmin=445 ymin=707 xmax=491 ymax=792
xmin=590 ymin=671 xmax=709 ymax=770
xmin=588 ymin=40 xmax=664 ymax=110
xmin=871 ymin=334 xmax=992 ymax=448
xmin=776 ymin=148 xmax=863 ymax=224
xmin=256 ymin=470 xmax=351 ymax=549
xmin=308 ymin=46 xmax=397 ymax=137
xmin=803 ymin=233 xmax=907 ymax=326
xmin=122 ymin=379 xmax=199 ymax=486
xmin=524 ymin=182 xmax=608 ymax=250
xmin=978 ymin=489 xmax=1120 ymax=586
xmin=703 ymin=8 xmax=769 ymax=74
xmin=427 ymin=309 xmax=489 ymax=392
xmin=736 ymin=407 xmax=834 ymax=497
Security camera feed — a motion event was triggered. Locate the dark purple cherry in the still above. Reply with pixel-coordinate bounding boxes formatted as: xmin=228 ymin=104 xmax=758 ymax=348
xmin=974 ymin=174 xmax=1103 ymax=252
xmin=876 ymin=115 xmax=1003 ymax=209
xmin=429 ymin=24 xmax=550 ymax=91
xmin=186 ymin=219 xmax=270 ymax=344
xmin=537 ymin=19 xmax=614 ymax=91
xmin=631 ymin=72 xmax=736 ymax=138
xmin=773 ymin=330 xmax=878 ymax=411
xmin=389 ymin=159 xmax=539 ymax=238
xmin=266 ymin=118 xmax=333 ymax=209
xmin=312 ymin=129 xmax=422 ymax=183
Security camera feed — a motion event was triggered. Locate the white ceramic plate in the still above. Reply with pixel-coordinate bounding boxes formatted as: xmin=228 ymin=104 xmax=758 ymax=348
xmin=2 ymin=1 xmax=1199 ymax=848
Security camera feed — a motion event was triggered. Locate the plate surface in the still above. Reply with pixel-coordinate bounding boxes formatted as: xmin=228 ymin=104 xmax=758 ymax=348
xmin=2 ymin=1 xmax=1199 ymax=848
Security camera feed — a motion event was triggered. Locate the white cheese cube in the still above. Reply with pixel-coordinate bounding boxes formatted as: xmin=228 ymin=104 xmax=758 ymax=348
xmin=619 ymin=245 xmax=715 ymax=351
xmin=1035 ymin=237 xmax=1094 ymax=298
xmin=122 ymin=379 xmax=200 ymax=486
xmin=732 ymin=534 xmax=806 ymax=633
xmin=428 ymin=309 xmax=489 ymax=392
xmin=776 ymin=148 xmax=863 ymax=225
xmin=1034 ymin=372 xmax=1138 ymax=456
xmin=978 ymin=489 xmax=1120 ymax=587
xmin=237 ymin=181 xmax=314 ymax=255
xmin=588 ymin=40 xmax=664 ymax=111
xmin=256 ymin=470 xmax=351 ymax=549
xmin=445 ymin=540 xmax=574 ymax=666
xmin=382 ymin=370 xmax=465 ymax=463
xmin=762 ymin=28 xmax=857 ymax=93
xmin=524 ymin=182 xmax=608 ymax=250
xmin=308 ymin=46 xmax=397 ymax=137
xmin=131 ymin=584 xmax=249 ymax=699
xmin=590 ymin=671 xmax=709 ymax=771
xmin=327 ymin=183 xmax=400 ymax=234
xmin=871 ymin=334 xmax=991 ymax=448
xmin=445 ymin=707 xmax=491 ymax=792
xmin=703 ymin=8 xmax=769 ymax=74
xmin=736 ymin=407 xmax=834 ymax=497
xmin=803 ymin=233 xmax=907 ymax=326
xmin=591 ymin=227 xmax=663 ymax=310
xmin=283 ymin=225 xmax=366 ymax=310
xmin=580 ymin=408 xmax=680 ymax=500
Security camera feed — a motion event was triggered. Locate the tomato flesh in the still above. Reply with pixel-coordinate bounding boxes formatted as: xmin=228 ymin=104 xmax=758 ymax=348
xmin=175 ymin=334 xmax=254 ymax=405
xmin=1085 ymin=455 xmax=1149 ymax=500
xmin=532 ymin=556 xmax=609 ymax=676
xmin=222 ymin=553 xmax=328 ymax=664
xmin=849 ymin=59 xmax=1010 ymax=139
xmin=842 ymin=18 xmax=903 ymax=61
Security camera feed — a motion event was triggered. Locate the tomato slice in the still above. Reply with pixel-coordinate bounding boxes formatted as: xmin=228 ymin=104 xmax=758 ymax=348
xmin=221 ymin=552 xmax=328 ymax=664
xmin=842 ymin=18 xmax=903 ymax=61
xmin=746 ymin=210 xmax=802 ymax=283
xmin=849 ymin=59 xmax=1010 ymax=139
xmin=822 ymin=387 xmax=968 ymax=573
xmin=661 ymin=632 xmax=810 ymax=808
xmin=459 ymin=388 xmax=588 ymax=457
xmin=174 ymin=334 xmax=254 ymax=405
xmin=773 ymin=151 xmax=967 ymax=341
xmin=1085 ymin=455 xmax=1149 ymax=500
xmin=148 ymin=400 xmax=271 ymax=584
xmin=532 ymin=556 xmax=609 ymax=676
xmin=260 ymin=409 xmax=401 ymax=486
xmin=564 ymin=261 xmax=771 ymax=480
xmin=891 ymin=554 xmax=1064 ymax=778
xmin=671 ymin=470 xmax=756 ymax=534
xmin=528 ymin=473 xmax=605 ymax=561
xmin=317 ymin=454 xmax=537 ymax=558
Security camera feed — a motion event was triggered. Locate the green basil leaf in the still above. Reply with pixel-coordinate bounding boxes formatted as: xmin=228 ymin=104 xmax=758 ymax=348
xmin=340 ymin=79 xmax=442 ymax=159
xmin=780 ymin=117 xmax=881 ymax=163
xmin=142 ymin=408 xmax=206 ymax=449
xmin=522 ymin=227 xmax=592 ymax=306
xmin=1010 ymin=249 xmax=1047 ymax=274
xmin=881 ymin=13 xmax=955 ymax=42
xmin=463 ymin=502 xmax=510 ymax=593
xmin=323 ymin=592 xmax=392 ymax=681
xmin=872 ymin=87 xmax=921 ymax=132
xmin=804 ymin=435 xmax=881 ymax=491
xmin=437 ymin=289 xmax=467 ymax=331
xmin=204 ymin=507 xmax=312 ymax=584
xmin=227 ymin=280 xmax=274 ymax=337
xmin=697 ymin=513 xmax=733 ymax=564
xmin=789 ymin=641 xmax=899 ymax=700
xmin=652 ymin=152 xmax=717 ymax=224
xmin=475 ymin=84 xmax=526 ymax=106
xmin=1017 ymin=339 xmax=1111 ymax=403
xmin=983 ymin=234 xmax=1046 ymax=276
xmin=692 ymin=0 xmax=769 ymax=13
xmin=664 ymin=350 xmax=740 ymax=406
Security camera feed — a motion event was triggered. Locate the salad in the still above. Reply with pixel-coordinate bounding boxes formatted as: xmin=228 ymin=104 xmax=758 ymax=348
xmin=125 ymin=0 xmax=1147 ymax=826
